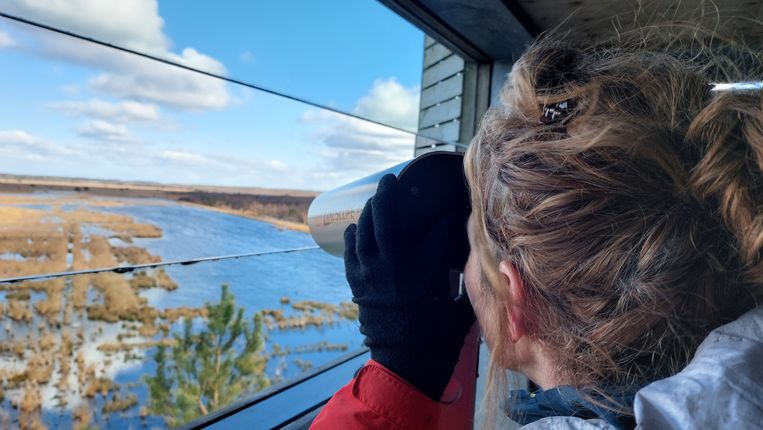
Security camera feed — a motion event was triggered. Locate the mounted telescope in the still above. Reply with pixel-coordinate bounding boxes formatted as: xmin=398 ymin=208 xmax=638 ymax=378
xmin=307 ymin=151 xmax=480 ymax=430
xmin=307 ymin=151 xmax=469 ymax=258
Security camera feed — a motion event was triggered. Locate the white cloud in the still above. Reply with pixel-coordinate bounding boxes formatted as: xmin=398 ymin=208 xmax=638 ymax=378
xmin=0 ymin=30 xmax=16 ymax=48
xmin=159 ymin=150 xmax=214 ymax=165
xmin=77 ymin=120 xmax=129 ymax=141
xmin=87 ymin=48 xmax=230 ymax=111
xmin=353 ymin=78 xmax=420 ymax=131
xmin=49 ymin=98 xmax=159 ymax=122
xmin=0 ymin=129 xmax=38 ymax=145
xmin=1 ymin=0 xmax=231 ymax=111
xmin=157 ymin=150 xmax=266 ymax=173
xmin=0 ymin=129 xmax=76 ymax=161
xmin=0 ymin=0 xmax=169 ymax=54
xmin=301 ymin=78 xmax=419 ymax=187
xmin=0 ymin=128 xmax=304 ymax=188
xmin=268 ymin=159 xmax=286 ymax=169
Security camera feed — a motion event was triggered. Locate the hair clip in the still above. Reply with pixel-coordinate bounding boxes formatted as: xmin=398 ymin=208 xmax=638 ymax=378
xmin=709 ymin=82 xmax=763 ymax=92
xmin=540 ymin=100 xmax=574 ymax=124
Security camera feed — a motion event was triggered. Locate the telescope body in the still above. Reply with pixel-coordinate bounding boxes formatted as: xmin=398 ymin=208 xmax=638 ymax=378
xmin=307 ymin=151 xmax=469 ymax=257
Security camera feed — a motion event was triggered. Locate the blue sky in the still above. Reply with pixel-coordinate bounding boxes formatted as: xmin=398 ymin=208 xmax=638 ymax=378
xmin=0 ymin=0 xmax=426 ymax=190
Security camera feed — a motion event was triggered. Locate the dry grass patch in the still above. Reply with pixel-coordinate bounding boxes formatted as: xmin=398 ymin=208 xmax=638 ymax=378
xmin=111 ymin=246 xmax=160 ymax=265
xmin=6 ymin=289 xmax=31 ymax=301
xmin=7 ymin=299 xmax=33 ymax=323
xmin=271 ymin=313 xmax=334 ymax=330
xmin=86 ymin=272 xmax=165 ymax=323
xmin=56 ymin=333 xmax=72 ymax=393
xmin=71 ymin=275 xmax=90 ymax=309
xmin=17 ymin=384 xmax=44 ymax=430
xmin=0 ymin=341 xmax=27 ymax=358
xmin=138 ymin=322 xmax=159 ymax=338
xmin=39 ymin=332 xmax=57 ymax=352
xmin=102 ymin=393 xmax=138 ymax=414
xmin=0 ymin=233 xmax=67 ymax=277
xmin=33 ymin=279 xmax=65 ymax=323
xmin=291 ymin=300 xmax=359 ymax=320
xmin=85 ymin=236 xmax=117 ymax=268
xmin=112 ymin=222 xmax=162 ymax=239
xmin=23 ymin=353 xmax=54 ymax=385
xmin=129 ymin=269 xmax=177 ymax=291
xmin=160 ymin=307 xmax=207 ymax=323
xmin=338 ymin=301 xmax=359 ymax=320
xmin=84 ymin=377 xmax=117 ymax=398
xmin=12 ymin=341 xmax=26 ymax=358
xmin=72 ymin=404 xmax=90 ymax=430
xmin=0 ymin=206 xmax=45 ymax=225
xmin=291 ymin=300 xmax=337 ymax=314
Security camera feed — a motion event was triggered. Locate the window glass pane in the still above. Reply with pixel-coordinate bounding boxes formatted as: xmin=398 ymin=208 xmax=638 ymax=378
xmin=0 ymin=255 xmax=359 ymax=428
xmin=0 ymin=2 xmax=461 ymax=428
xmin=0 ymin=27 xmax=421 ymax=192
xmin=0 ymin=0 xmax=424 ymax=132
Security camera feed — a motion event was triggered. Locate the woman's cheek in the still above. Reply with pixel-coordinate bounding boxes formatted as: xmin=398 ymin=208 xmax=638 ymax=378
xmin=464 ymin=252 xmax=488 ymax=337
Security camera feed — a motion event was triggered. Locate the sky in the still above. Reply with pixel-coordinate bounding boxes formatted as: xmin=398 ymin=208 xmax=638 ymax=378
xmin=0 ymin=0 xmax=427 ymax=191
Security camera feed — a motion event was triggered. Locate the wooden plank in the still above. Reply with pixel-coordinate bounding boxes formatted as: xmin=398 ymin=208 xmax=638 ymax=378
xmin=418 ymin=120 xmax=460 ymax=143
xmin=422 ymin=54 xmax=465 ymax=88
xmin=419 ymin=97 xmax=462 ymax=129
xmin=425 ymin=34 xmax=437 ymax=48
xmin=424 ymin=43 xmax=452 ymax=68
xmin=420 ymin=73 xmax=463 ymax=109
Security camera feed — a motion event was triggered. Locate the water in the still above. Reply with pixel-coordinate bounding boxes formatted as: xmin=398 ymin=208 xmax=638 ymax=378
xmin=0 ymin=252 xmax=25 ymax=261
xmin=101 ymin=203 xmax=349 ymax=308
xmin=0 ymin=194 xmax=362 ymax=429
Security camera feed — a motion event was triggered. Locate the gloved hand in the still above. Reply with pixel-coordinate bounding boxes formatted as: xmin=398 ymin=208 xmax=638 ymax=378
xmin=344 ymin=173 xmax=474 ymax=402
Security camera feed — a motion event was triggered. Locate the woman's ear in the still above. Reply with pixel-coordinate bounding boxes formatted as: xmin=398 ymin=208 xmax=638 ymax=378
xmin=498 ymin=260 xmax=527 ymax=343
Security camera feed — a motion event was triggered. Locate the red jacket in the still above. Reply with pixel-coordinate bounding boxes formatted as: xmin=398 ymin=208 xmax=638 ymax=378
xmin=310 ymin=360 xmax=441 ymax=430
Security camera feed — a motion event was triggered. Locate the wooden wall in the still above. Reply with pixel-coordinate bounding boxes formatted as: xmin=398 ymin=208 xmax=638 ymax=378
xmin=415 ymin=35 xmax=465 ymax=155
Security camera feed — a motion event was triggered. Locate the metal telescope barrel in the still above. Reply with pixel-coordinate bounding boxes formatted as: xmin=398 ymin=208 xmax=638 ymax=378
xmin=307 ymin=151 xmax=469 ymax=258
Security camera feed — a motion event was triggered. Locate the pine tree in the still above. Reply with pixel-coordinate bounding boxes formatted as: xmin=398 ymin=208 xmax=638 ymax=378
xmin=144 ymin=284 xmax=269 ymax=427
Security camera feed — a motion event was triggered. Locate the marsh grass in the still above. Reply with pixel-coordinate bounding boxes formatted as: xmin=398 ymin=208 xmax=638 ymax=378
xmin=129 ymin=269 xmax=177 ymax=291
xmin=0 ymin=193 xmax=356 ymax=429
xmin=258 ymin=300 xmax=359 ymax=331
xmin=101 ymin=393 xmax=138 ymax=414
xmin=0 ymin=194 xmax=187 ymax=428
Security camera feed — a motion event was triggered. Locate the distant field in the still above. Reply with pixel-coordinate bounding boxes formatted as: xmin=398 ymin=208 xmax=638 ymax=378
xmin=0 ymin=174 xmax=319 ymax=197
xmin=0 ymin=174 xmax=317 ymax=231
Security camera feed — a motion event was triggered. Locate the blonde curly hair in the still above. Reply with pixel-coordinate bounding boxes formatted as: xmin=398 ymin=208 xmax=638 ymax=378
xmin=465 ymin=18 xmax=763 ymax=425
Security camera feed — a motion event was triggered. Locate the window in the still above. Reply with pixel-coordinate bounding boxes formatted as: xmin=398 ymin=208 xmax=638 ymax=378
xmin=0 ymin=2 xmax=461 ymax=428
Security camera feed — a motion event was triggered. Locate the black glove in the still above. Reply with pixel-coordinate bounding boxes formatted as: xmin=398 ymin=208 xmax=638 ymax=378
xmin=344 ymin=173 xmax=474 ymax=401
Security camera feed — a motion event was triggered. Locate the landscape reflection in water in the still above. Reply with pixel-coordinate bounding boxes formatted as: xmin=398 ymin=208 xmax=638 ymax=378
xmin=0 ymin=192 xmax=361 ymax=429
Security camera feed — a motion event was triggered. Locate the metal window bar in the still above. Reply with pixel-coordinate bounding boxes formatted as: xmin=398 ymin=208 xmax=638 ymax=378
xmin=0 ymin=246 xmax=321 ymax=284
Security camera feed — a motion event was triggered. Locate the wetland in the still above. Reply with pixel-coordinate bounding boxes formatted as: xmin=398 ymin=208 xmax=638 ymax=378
xmin=0 ymin=192 xmax=358 ymax=429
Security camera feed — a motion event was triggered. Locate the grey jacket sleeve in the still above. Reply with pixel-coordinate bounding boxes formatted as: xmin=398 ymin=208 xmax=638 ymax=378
xmin=516 ymin=306 xmax=763 ymax=430
xmin=633 ymin=306 xmax=763 ymax=429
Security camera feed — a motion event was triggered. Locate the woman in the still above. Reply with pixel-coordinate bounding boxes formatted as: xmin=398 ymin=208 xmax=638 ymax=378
xmin=312 ymin=21 xmax=763 ymax=429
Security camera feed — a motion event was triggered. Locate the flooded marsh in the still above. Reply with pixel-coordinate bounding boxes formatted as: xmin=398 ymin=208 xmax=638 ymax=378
xmin=0 ymin=192 xmax=359 ymax=429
